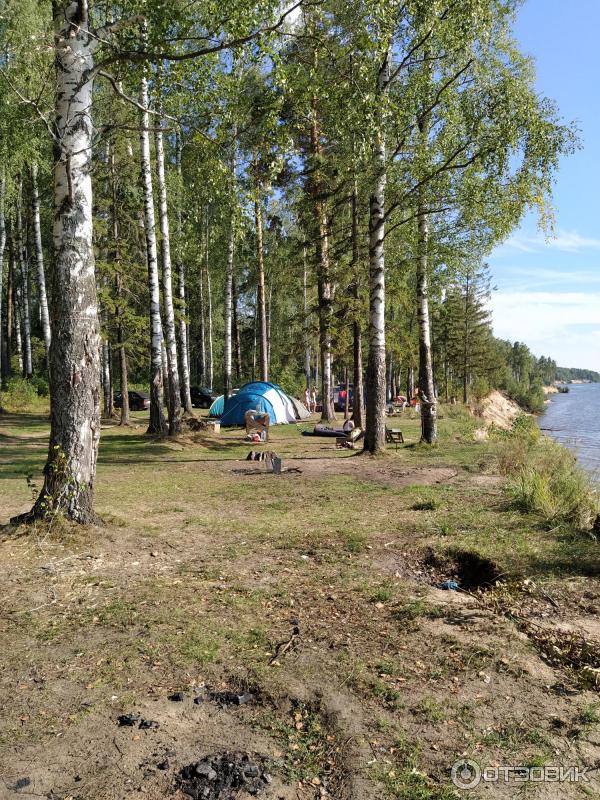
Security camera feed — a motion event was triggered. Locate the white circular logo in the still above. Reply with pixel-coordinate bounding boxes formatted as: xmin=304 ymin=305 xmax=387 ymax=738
xmin=451 ymin=759 xmax=482 ymax=790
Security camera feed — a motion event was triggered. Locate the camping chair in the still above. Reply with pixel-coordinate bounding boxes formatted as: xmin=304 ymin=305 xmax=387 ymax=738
xmin=385 ymin=427 xmax=404 ymax=449
xmin=336 ymin=427 xmax=363 ymax=449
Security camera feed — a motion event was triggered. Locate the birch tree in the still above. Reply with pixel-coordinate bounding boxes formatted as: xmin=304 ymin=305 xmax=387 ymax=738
xmin=30 ymin=163 xmax=51 ymax=367
xmin=139 ymin=70 xmax=167 ymax=436
xmin=155 ymin=98 xmax=182 ymax=435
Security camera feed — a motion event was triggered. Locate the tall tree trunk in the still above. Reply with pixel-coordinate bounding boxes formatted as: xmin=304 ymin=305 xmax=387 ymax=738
xmin=253 ymin=174 xmax=268 ymax=383
xmin=252 ymin=288 xmax=257 ymax=381
xmin=5 ymin=231 xmax=14 ymax=379
xmin=309 ymin=100 xmax=335 ymax=422
xmin=155 ymin=110 xmax=182 ymax=435
xmin=267 ymin=284 xmax=272 ymax=371
xmin=0 ymin=173 xmax=5 ymax=391
xmin=198 ymin=262 xmax=206 ymax=385
xmin=302 ymin=247 xmax=311 ymax=389
xmin=206 ymin=260 xmax=213 ymax=390
xmin=17 ymin=3 xmax=102 ymax=523
xmin=232 ymin=271 xmax=242 ymax=382
xmin=223 ymin=140 xmax=236 ymax=399
xmin=102 ymin=336 xmax=113 ymax=417
xmin=416 ymin=142 xmax=437 ymax=442
xmin=351 ymin=181 xmax=365 ymax=429
xmin=30 ymin=163 xmax=51 ymax=368
xmin=364 ymin=51 xmax=390 ymax=454
xmin=139 ymin=72 xmax=166 ymax=435
xmin=415 ymin=54 xmax=438 ymax=443
xmin=15 ymin=175 xmax=32 ymax=379
xmin=110 ymin=144 xmax=130 ymax=426
xmin=344 ymin=366 xmax=350 ymax=419
xmin=175 ymin=134 xmax=193 ymax=414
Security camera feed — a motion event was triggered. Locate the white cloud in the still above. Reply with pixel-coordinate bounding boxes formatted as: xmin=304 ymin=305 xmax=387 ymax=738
xmin=490 ymin=290 xmax=600 ymax=370
xmin=499 ymin=229 xmax=600 ymax=255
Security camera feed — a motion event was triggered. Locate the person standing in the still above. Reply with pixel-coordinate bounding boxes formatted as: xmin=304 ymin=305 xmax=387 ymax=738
xmin=304 ymin=386 xmax=311 ymax=411
xmin=311 ymin=386 xmax=317 ymax=413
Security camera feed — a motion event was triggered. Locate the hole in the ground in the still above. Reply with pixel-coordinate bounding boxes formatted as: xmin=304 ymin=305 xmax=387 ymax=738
xmin=421 ymin=547 xmax=503 ymax=590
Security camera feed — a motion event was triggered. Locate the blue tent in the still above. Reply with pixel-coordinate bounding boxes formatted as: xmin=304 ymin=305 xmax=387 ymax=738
xmin=219 ymin=381 xmax=304 ymax=426
xmin=208 ymin=395 xmax=225 ymax=417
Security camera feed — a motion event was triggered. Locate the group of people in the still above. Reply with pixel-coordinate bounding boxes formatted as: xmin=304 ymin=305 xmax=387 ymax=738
xmin=304 ymin=386 xmax=318 ymax=413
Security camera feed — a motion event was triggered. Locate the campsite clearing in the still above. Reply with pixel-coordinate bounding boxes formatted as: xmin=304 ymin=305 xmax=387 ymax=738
xmin=1 ymin=409 xmax=600 ymax=799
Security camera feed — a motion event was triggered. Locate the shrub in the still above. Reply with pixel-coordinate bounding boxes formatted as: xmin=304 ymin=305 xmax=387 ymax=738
xmin=507 ymin=439 xmax=598 ymax=530
xmin=2 ymin=377 xmax=39 ymax=412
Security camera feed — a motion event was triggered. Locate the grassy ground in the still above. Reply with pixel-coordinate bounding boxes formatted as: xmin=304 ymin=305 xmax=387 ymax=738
xmin=1 ymin=406 xmax=600 ymax=799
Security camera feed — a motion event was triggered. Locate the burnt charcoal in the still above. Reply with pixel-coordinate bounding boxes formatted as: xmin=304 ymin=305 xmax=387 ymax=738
xmin=117 ymin=713 xmax=141 ymax=726
xmin=177 ymin=752 xmax=270 ymax=799
xmin=157 ymin=760 xmax=169 ymax=770
xmin=208 ymin=690 xmax=255 ymax=706
xmin=14 ymin=777 xmax=31 ymax=790
xmin=195 ymin=762 xmax=218 ymax=781
xmin=139 ymin=718 xmax=159 ymax=730
xmin=169 ymin=691 xmax=186 ymax=702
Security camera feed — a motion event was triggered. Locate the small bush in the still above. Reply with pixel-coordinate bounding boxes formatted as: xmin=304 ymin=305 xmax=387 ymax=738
xmin=31 ymin=375 xmax=49 ymax=397
xmin=2 ymin=377 xmax=39 ymax=412
xmin=507 ymin=439 xmax=598 ymax=530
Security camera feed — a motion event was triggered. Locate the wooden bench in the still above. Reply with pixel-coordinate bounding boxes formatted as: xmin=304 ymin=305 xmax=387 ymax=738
xmin=385 ymin=427 xmax=404 ymax=448
xmin=336 ymin=427 xmax=363 ymax=449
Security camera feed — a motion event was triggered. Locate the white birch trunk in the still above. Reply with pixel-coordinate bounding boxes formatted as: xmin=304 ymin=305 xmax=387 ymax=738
xmin=416 ymin=93 xmax=438 ymax=443
xmin=309 ymin=100 xmax=335 ymax=422
xmin=224 ymin=219 xmax=234 ymax=398
xmin=254 ymin=189 xmax=268 ymax=383
xmin=351 ymin=181 xmax=365 ymax=429
xmin=175 ymin=134 xmax=192 ymax=414
xmin=206 ymin=258 xmax=213 ymax=390
xmin=31 ymin=163 xmax=51 ymax=366
xmin=15 ymin=176 xmax=32 ymax=379
xmin=303 ymin=247 xmax=311 ymax=389
xmin=364 ymin=50 xmax=390 ymax=454
xmin=139 ymin=71 xmax=166 ymax=435
xmin=232 ymin=272 xmax=242 ymax=381
xmin=17 ymin=2 xmax=102 ymax=523
xmin=223 ymin=146 xmax=236 ymax=399
xmin=155 ymin=112 xmax=182 ymax=434
xmin=0 ymin=173 xmax=5 ymax=391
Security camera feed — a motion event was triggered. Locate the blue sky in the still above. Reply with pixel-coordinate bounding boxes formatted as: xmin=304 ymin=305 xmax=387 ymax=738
xmin=488 ymin=0 xmax=600 ymax=370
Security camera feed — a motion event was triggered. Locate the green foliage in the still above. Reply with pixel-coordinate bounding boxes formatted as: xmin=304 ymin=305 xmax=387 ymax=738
xmin=507 ymin=439 xmax=598 ymax=531
xmin=2 ymin=377 xmax=39 ymax=412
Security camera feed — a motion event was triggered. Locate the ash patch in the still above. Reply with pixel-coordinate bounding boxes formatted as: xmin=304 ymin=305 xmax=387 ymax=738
xmin=177 ymin=752 xmax=272 ymax=799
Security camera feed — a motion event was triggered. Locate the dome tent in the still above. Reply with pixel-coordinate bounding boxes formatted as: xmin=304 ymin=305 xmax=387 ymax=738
xmin=219 ymin=381 xmax=309 ymax=426
xmin=208 ymin=395 xmax=225 ymax=417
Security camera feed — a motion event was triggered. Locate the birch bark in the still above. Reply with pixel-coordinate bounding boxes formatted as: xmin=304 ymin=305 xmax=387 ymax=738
xmin=309 ymin=100 xmax=335 ymax=422
xmin=155 ymin=109 xmax=182 ymax=434
xmin=254 ymin=178 xmax=268 ymax=383
xmin=364 ymin=50 xmax=390 ymax=453
xmin=15 ymin=175 xmax=32 ymax=379
xmin=16 ymin=2 xmax=102 ymax=522
xmin=0 ymin=174 xmax=5 ymax=389
xmin=223 ymin=141 xmax=236 ymax=399
xmin=416 ymin=80 xmax=438 ymax=443
xmin=139 ymin=71 xmax=167 ymax=435
xmin=31 ymin=163 xmax=51 ymax=367
xmin=175 ymin=134 xmax=193 ymax=414
xmin=351 ymin=180 xmax=365 ymax=429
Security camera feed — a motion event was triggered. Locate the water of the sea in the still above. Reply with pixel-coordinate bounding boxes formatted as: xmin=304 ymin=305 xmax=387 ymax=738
xmin=540 ymin=383 xmax=600 ymax=479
